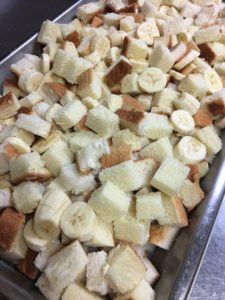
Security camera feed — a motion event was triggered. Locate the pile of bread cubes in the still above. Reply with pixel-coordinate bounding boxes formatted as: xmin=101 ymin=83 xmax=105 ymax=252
xmin=0 ymin=0 xmax=225 ymax=299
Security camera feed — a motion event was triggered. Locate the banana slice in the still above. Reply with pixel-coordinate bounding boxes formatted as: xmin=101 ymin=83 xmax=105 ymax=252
xmin=170 ymin=110 xmax=195 ymax=134
xmin=136 ymin=21 xmax=159 ymax=45
xmin=23 ymin=219 xmax=50 ymax=252
xmin=174 ymin=136 xmax=207 ymax=164
xmin=138 ymin=68 xmax=167 ymax=93
xmin=60 ymin=201 xmax=96 ymax=241
xmin=18 ymin=70 xmax=44 ymax=93
xmin=203 ymin=68 xmax=223 ymax=94
xmin=90 ymin=36 xmax=110 ymax=59
xmin=34 ymin=190 xmax=71 ymax=239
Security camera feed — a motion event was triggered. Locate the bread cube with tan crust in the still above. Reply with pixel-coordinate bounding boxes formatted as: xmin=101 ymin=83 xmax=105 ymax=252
xmin=88 ymin=181 xmax=131 ymax=222
xmin=153 ymin=88 xmax=180 ymax=109
xmin=42 ymin=139 xmax=73 ymax=176
xmin=77 ymin=68 xmax=102 ymax=99
xmin=103 ymin=94 xmax=123 ymax=112
xmin=86 ymin=251 xmax=109 ymax=296
xmin=10 ymin=54 xmax=41 ymax=77
xmin=140 ymin=137 xmax=173 ymax=163
xmin=10 ymin=152 xmax=51 ymax=184
xmin=54 ymin=100 xmax=87 ymax=131
xmin=105 ymin=245 xmax=145 ymax=294
xmin=16 ymin=114 xmax=51 ymax=139
xmin=19 ymin=92 xmax=42 ymax=108
xmin=121 ymin=73 xmax=142 ymax=95
xmin=112 ymin=129 xmax=149 ymax=152
xmin=174 ymin=92 xmax=200 ymax=116
xmin=149 ymin=223 xmax=180 ymax=250
xmin=69 ymin=130 xmax=100 ymax=153
xmin=150 ymin=44 xmax=175 ymax=73
xmin=37 ymin=20 xmax=62 ymax=45
xmin=114 ymin=279 xmax=155 ymax=300
xmin=179 ymin=179 xmax=204 ymax=211
xmin=194 ymin=26 xmax=221 ymax=45
xmin=178 ymin=74 xmax=208 ymax=98
xmin=3 ymin=78 xmax=22 ymax=98
xmin=114 ymin=214 xmax=150 ymax=245
xmin=151 ymin=158 xmax=190 ymax=197
xmin=62 ymin=283 xmax=103 ymax=300
xmin=86 ymin=105 xmax=120 ymax=138
xmin=77 ymin=2 xmax=102 ymax=23
xmin=100 ymin=144 xmax=132 ymax=168
xmin=122 ymin=36 xmax=149 ymax=60
xmin=0 ymin=92 xmax=20 ymax=120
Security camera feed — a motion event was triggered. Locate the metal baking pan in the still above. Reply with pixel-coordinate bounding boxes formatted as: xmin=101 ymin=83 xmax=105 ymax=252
xmin=1 ymin=1 xmax=225 ymax=299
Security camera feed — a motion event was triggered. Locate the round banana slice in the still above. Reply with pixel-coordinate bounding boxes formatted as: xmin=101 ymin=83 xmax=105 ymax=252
xmin=203 ymin=68 xmax=223 ymax=94
xmin=138 ymin=68 xmax=167 ymax=93
xmin=174 ymin=136 xmax=207 ymax=164
xmin=60 ymin=201 xmax=96 ymax=241
xmin=137 ymin=22 xmax=155 ymax=45
xmin=18 ymin=70 xmax=43 ymax=93
xmin=23 ymin=219 xmax=50 ymax=252
xmin=90 ymin=36 xmax=111 ymax=59
xmin=171 ymin=110 xmax=195 ymax=134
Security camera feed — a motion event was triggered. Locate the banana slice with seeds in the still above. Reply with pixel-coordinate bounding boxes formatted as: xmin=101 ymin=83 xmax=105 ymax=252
xmin=138 ymin=68 xmax=167 ymax=93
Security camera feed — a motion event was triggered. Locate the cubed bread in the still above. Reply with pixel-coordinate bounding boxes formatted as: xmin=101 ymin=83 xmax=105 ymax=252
xmin=114 ymin=214 xmax=150 ymax=245
xmin=116 ymin=109 xmax=145 ymax=133
xmin=37 ymin=20 xmax=62 ymax=45
xmin=105 ymin=245 xmax=145 ymax=294
xmin=19 ymin=92 xmax=43 ymax=108
xmin=153 ymin=88 xmax=180 ymax=109
xmin=0 ymin=208 xmax=25 ymax=250
xmin=0 ymin=92 xmax=20 ymax=120
xmin=86 ymin=217 xmax=115 ymax=247
xmin=69 ymin=130 xmax=100 ymax=152
xmin=174 ymin=92 xmax=200 ymax=116
xmin=103 ymin=94 xmax=123 ymax=112
xmin=193 ymin=109 xmax=213 ymax=127
xmin=77 ymin=68 xmax=102 ymax=99
xmin=32 ymin=131 xmax=62 ymax=154
xmin=136 ymin=192 xmax=165 ymax=221
xmin=194 ymin=26 xmax=221 ymax=45
xmin=54 ymin=100 xmax=87 ymax=130
xmin=122 ymin=36 xmax=149 ymax=60
xmin=17 ymin=249 xmax=39 ymax=279
xmin=149 ymin=223 xmax=180 ymax=250
xmin=207 ymin=89 xmax=225 ymax=116
xmin=3 ymin=78 xmax=21 ymax=98
xmin=0 ymin=144 xmax=9 ymax=175
xmin=150 ymin=44 xmax=175 ymax=73
xmin=36 ymin=274 xmax=62 ymax=300
xmin=158 ymin=194 xmax=188 ymax=227
xmin=86 ymin=105 xmax=120 ymax=137
xmin=10 ymin=54 xmax=41 ymax=77
xmin=151 ymin=158 xmax=190 ymax=196
xmin=114 ymin=279 xmax=155 ymax=300
xmin=121 ymin=73 xmax=142 ymax=95
xmin=88 ymin=181 xmax=131 ymax=222
xmin=62 ymin=283 xmax=103 ymax=300
xmin=42 ymin=82 xmax=67 ymax=104
xmin=16 ymin=113 xmax=51 ymax=138
xmin=42 ymin=139 xmax=73 ymax=176
xmin=140 ymin=137 xmax=173 ymax=163
xmin=178 ymin=74 xmax=208 ymax=98
xmin=179 ymin=179 xmax=204 ymax=210
xmin=77 ymin=2 xmax=102 ymax=23
xmin=100 ymin=144 xmax=132 ymax=168
xmin=10 ymin=152 xmax=51 ymax=184
xmin=0 ymin=188 xmax=12 ymax=209
xmin=86 ymin=251 xmax=109 ymax=295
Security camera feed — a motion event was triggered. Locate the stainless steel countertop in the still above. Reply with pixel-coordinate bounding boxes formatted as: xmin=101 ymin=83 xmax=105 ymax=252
xmin=189 ymin=195 xmax=225 ymax=300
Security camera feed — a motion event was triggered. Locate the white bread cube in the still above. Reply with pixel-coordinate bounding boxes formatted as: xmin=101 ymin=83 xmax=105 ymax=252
xmin=36 ymin=274 xmax=61 ymax=300
xmin=178 ymin=74 xmax=208 ymax=98
xmin=77 ymin=138 xmax=110 ymax=174
xmin=103 ymin=94 xmax=123 ymax=112
xmin=86 ymin=217 xmax=115 ymax=247
xmin=77 ymin=36 xmax=92 ymax=56
xmin=107 ymin=0 xmax=125 ymax=12
xmin=60 ymin=41 xmax=78 ymax=56
xmin=0 ymin=92 xmax=20 ymax=120
xmin=149 ymin=44 xmax=175 ymax=73
xmin=3 ymin=78 xmax=22 ymax=98
xmin=140 ymin=137 xmax=173 ymax=163
xmin=149 ymin=223 xmax=180 ymax=250
xmin=130 ymin=59 xmax=149 ymax=74
xmin=86 ymin=251 xmax=109 ymax=295
xmin=37 ymin=20 xmax=62 ymax=45
xmin=103 ymin=13 xmax=124 ymax=27
xmin=105 ymin=56 xmax=132 ymax=86
xmin=34 ymin=239 xmax=62 ymax=271
xmin=32 ymin=131 xmax=62 ymax=154
xmin=10 ymin=54 xmax=41 ymax=77
xmin=54 ymin=100 xmax=87 ymax=130
xmin=52 ymin=49 xmax=92 ymax=84
xmin=112 ymin=129 xmax=149 ymax=152
xmin=107 ymin=29 xmax=127 ymax=47
xmin=99 ymin=160 xmax=157 ymax=192
xmin=137 ymin=94 xmax=153 ymax=111
xmin=10 ymin=152 xmax=51 ymax=184
xmin=86 ymin=105 xmax=120 ymax=138
xmin=0 ymin=145 xmax=9 ymax=175
xmin=121 ymin=73 xmax=142 ymax=95
xmin=77 ymin=68 xmax=102 ymax=99
xmin=16 ymin=113 xmax=51 ymax=138
xmin=43 ymin=240 xmax=88 ymax=297
xmin=42 ymin=139 xmax=73 ymax=176
xmin=114 ymin=279 xmax=155 ymax=300
xmin=82 ymin=97 xmax=99 ymax=109
xmin=43 ymin=42 xmax=60 ymax=61
xmin=174 ymin=49 xmax=200 ymax=71
xmin=137 ymin=19 xmax=159 ymax=45
xmin=194 ymin=26 xmax=221 ymax=45
xmin=198 ymin=160 xmax=209 ymax=179
xmin=19 ymin=92 xmax=42 ymax=108
xmin=151 ymin=158 xmax=190 ymax=197
xmin=153 ymin=88 xmax=180 ymax=109
xmin=69 ymin=131 xmax=99 ymax=152
xmin=91 ymin=35 xmax=111 ymax=59
xmin=195 ymin=125 xmax=222 ymax=155
xmin=123 ymin=36 xmax=149 ymax=60
xmin=114 ymin=214 xmax=150 ymax=245
xmin=136 ymin=192 xmax=165 ymax=221
xmin=179 ymin=179 xmax=204 ymax=210
xmin=174 ymin=92 xmax=200 ymax=116
xmin=45 ymin=104 xmax=65 ymax=123
xmin=120 ymin=16 xmax=135 ymax=32
xmin=1 ymin=125 xmax=35 ymax=146
xmin=0 ymin=188 xmax=11 ymax=209
xmin=13 ymin=181 xmax=45 ymax=213
xmin=142 ymin=257 xmax=159 ymax=286
xmin=105 ymin=245 xmax=145 ymax=294
xmin=60 ymin=18 xmax=82 ymax=37
xmin=158 ymin=194 xmax=188 ymax=227
xmin=214 ymin=62 xmax=225 ymax=76
xmin=62 ymin=283 xmax=103 ymax=300
xmin=77 ymin=2 xmax=102 ymax=23
xmin=88 ymin=181 xmax=131 ymax=222
xmin=138 ymin=113 xmax=173 ymax=140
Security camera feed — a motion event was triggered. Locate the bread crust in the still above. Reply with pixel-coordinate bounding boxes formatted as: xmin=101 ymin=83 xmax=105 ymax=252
xmin=122 ymin=94 xmax=145 ymax=112
xmin=194 ymin=108 xmax=213 ymax=126
xmin=101 ymin=144 xmax=132 ymax=168
xmin=17 ymin=249 xmax=39 ymax=279
xmin=116 ymin=108 xmax=144 ymax=124
xmin=64 ymin=31 xmax=80 ymax=47
xmin=105 ymin=57 xmax=132 ymax=86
